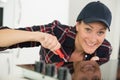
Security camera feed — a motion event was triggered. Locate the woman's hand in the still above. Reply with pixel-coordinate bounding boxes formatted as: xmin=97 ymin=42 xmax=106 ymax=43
xmin=90 ymin=56 xmax=99 ymax=61
xmin=37 ymin=32 xmax=61 ymax=52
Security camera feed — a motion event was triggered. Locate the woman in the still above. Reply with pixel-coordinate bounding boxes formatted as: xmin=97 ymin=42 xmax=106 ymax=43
xmin=0 ymin=1 xmax=112 ymax=65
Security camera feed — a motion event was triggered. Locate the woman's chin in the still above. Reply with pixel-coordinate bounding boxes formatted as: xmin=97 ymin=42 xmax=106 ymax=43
xmin=84 ymin=49 xmax=96 ymax=54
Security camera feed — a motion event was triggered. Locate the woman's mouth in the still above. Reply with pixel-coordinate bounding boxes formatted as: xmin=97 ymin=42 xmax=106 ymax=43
xmin=85 ymin=41 xmax=96 ymax=47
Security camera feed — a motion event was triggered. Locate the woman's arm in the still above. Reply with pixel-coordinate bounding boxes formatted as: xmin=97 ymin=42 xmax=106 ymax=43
xmin=0 ymin=29 xmax=42 ymax=47
xmin=0 ymin=28 xmax=61 ymax=51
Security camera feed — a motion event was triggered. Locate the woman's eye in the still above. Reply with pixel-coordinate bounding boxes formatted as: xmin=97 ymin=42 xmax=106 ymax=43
xmin=85 ymin=28 xmax=91 ymax=32
xmin=97 ymin=31 xmax=105 ymax=35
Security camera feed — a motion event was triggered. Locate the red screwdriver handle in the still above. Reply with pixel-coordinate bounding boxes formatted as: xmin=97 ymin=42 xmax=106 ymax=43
xmin=55 ymin=49 xmax=64 ymax=58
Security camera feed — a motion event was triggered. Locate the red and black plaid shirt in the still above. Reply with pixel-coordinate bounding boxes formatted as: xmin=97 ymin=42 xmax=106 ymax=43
xmin=0 ymin=20 xmax=112 ymax=65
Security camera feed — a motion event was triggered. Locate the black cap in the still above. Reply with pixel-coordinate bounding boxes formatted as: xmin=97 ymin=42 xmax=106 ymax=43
xmin=76 ymin=1 xmax=112 ymax=31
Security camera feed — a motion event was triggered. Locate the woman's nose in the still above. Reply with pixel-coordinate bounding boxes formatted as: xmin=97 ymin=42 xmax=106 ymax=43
xmin=89 ymin=34 xmax=97 ymax=43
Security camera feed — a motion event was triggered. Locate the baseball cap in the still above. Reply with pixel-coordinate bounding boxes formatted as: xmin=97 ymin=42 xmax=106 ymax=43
xmin=76 ymin=1 xmax=112 ymax=31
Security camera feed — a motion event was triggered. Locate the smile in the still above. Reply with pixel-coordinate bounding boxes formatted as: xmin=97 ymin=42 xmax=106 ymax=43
xmin=85 ymin=41 xmax=96 ymax=47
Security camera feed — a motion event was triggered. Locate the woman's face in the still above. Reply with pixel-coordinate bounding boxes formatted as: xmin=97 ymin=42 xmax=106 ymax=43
xmin=75 ymin=21 xmax=107 ymax=54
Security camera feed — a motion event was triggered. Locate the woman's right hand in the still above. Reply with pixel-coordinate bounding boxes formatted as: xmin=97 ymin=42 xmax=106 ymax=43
xmin=35 ymin=32 xmax=61 ymax=53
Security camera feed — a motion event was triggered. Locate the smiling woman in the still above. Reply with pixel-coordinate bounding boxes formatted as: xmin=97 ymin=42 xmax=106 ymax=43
xmin=75 ymin=21 xmax=107 ymax=54
xmin=0 ymin=1 xmax=112 ymax=67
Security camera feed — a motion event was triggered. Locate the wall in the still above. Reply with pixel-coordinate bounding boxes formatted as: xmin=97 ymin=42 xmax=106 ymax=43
xmin=14 ymin=0 xmax=69 ymax=27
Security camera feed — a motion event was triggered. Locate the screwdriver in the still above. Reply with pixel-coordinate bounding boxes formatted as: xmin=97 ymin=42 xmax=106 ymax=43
xmin=55 ymin=49 xmax=67 ymax=62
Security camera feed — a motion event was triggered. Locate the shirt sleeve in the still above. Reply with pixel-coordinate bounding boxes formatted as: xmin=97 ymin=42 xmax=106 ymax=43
xmin=96 ymin=39 xmax=112 ymax=65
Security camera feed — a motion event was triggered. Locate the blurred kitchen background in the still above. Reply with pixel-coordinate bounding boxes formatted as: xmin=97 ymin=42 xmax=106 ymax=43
xmin=0 ymin=0 xmax=120 ymax=80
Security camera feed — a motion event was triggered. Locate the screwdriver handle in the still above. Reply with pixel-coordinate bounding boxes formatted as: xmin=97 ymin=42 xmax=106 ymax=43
xmin=55 ymin=49 xmax=64 ymax=59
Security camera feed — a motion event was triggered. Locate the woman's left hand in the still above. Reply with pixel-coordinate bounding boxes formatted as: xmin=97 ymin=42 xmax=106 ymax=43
xmin=90 ymin=56 xmax=99 ymax=61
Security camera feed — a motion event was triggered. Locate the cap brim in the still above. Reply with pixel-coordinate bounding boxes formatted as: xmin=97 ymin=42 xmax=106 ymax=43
xmin=83 ymin=18 xmax=110 ymax=31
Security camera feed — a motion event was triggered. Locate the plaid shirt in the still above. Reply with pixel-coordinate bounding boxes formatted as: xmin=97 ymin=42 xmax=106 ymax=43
xmin=0 ymin=20 xmax=112 ymax=65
